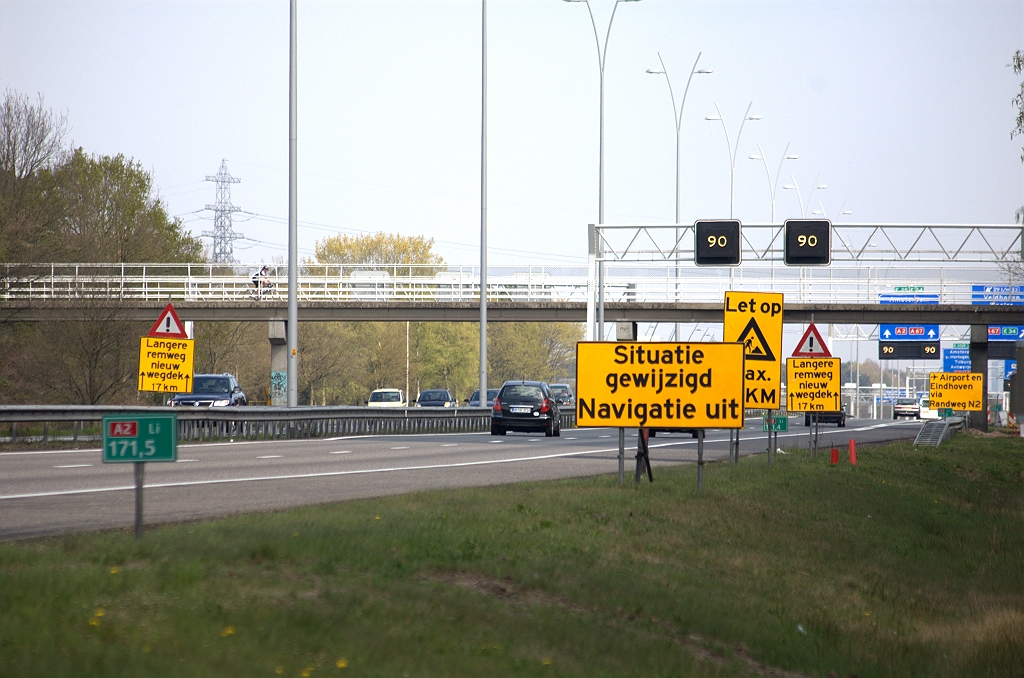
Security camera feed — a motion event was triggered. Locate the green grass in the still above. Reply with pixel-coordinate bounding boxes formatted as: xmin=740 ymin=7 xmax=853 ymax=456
xmin=2 ymin=434 xmax=1023 ymax=677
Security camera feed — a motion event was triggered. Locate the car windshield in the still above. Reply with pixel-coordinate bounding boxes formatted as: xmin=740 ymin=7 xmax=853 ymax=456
xmin=550 ymin=386 xmax=570 ymax=397
xmin=370 ymin=391 xmax=401 ymax=402
xmin=502 ymin=385 xmax=544 ymax=403
xmin=420 ymin=391 xmax=449 ymax=402
xmin=896 ymin=398 xmax=917 ymax=405
xmin=469 ymin=389 xmax=499 ymax=402
xmin=193 ymin=377 xmax=231 ymax=395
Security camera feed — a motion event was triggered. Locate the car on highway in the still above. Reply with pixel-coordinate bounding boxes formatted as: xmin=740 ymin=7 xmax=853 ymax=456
xmin=367 ymin=388 xmax=406 ymax=407
xmin=490 ymin=380 xmax=561 ymax=437
xmin=465 ymin=388 xmax=499 ymax=408
xmin=918 ymin=396 xmax=940 ymax=419
xmin=169 ymin=373 xmax=246 ymax=407
xmin=548 ymin=383 xmax=575 ymax=407
xmin=893 ymin=397 xmax=921 ymax=419
xmin=804 ymin=408 xmax=847 ymax=427
xmin=416 ymin=389 xmax=456 ymax=407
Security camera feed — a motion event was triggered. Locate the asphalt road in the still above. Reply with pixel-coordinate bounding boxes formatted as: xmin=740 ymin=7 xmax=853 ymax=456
xmin=0 ymin=418 xmax=924 ymax=540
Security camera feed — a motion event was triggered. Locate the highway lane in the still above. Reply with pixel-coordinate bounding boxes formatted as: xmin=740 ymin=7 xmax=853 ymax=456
xmin=0 ymin=418 xmax=923 ymax=540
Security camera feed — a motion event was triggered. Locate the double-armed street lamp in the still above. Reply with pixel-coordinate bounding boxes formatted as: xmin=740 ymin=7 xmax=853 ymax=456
xmin=705 ymin=102 xmax=761 ymax=218
xmin=645 ymin=51 xmax=711 ymax=340
xmin=783 ymin=174 xmax=827 ymax=219
xmin=564 ymin=0 xmax=641 ymax=341
xmin=748 ymin=143 xmax=798 ymax=223
xmin=812 ymin=202 xmax=852 ymax=220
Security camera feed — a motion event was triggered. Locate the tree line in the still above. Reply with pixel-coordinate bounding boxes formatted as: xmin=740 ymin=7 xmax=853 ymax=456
xmin=0 ymin=90 xmax=580 ymax=405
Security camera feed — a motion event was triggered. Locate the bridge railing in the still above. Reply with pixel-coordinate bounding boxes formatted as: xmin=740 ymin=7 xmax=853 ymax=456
xmin=0 ymin=261 xmax=1015 ymax=305
xmin=0 ymin=405 xmax=577 ymax=445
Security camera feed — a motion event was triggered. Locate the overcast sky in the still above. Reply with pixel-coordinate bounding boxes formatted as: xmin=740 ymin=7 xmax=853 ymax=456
xmin=1 ymin=0 xmax=1021 ymax=268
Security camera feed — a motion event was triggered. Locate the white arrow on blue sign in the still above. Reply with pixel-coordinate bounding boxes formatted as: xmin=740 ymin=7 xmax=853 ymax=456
xmin=879 ymin=324 xmax=940 ymax=341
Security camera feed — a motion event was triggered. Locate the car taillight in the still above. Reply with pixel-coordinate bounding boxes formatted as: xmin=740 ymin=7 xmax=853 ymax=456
xmin=539 ymin=398 xmax=550 ymax=413
xmin=492 ymin=396 xmax=501 ymax=412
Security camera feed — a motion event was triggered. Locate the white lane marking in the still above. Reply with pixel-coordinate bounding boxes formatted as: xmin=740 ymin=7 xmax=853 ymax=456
xmin=257 ymin=455 xmax=282 ymax=459
xmin=1 ymin=448 xmax=100 ymax=456
xmin=599 ymin=435 xmax=611 ymax=438
xmin=2 ymin=445 xmax=626 ymax=500
xmin=329 ymin=450 xmax=351 ymax=455
xmin=489 ymin=440 xmax=504 ymax=444
xmin=52 ymin=464 xmax=92 ymax=469
xmin=176 ymin=459 xmax=198 ymax=463
xmin=565 ymin=437 xmax=578 ymax=440
xmin=440 ymin=444 xmax=458 ymax=447
xmin=390 ymin=446 xmax=410 ymax=450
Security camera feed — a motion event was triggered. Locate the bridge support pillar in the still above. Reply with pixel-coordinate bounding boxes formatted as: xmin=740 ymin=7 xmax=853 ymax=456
xmin=969 ymin=325 xmax=988 ymax=431
xmin=269 ymin=321 xmax=288 ymax=407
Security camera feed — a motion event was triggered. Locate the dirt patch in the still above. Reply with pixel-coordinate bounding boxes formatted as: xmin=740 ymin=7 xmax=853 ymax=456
xmin=425 ymin=570 xmax=821 ymax=678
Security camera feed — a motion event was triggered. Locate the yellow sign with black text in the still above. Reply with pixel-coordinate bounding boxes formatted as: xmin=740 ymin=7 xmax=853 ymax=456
xmin=724 ymin=291 xmax=784 ymax=408
xmin=786 ymin=357 xmax=842 ymax=412
xmin=929 ymin=372 xmax=983 ymax=411
xmin=576 ymin=342 xmax=745 ymax=429
xmin=137 ymin=336 xmax=194 ymax=393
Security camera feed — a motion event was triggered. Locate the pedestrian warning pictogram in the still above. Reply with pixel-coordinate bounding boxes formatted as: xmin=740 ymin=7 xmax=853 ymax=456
xmin=148 ymin=303 xmax=188 ymax=339
xmin=792 ymin=323 xmax=831 ymax=357
xmin=735 ymin=317 xmax=776 ymax=362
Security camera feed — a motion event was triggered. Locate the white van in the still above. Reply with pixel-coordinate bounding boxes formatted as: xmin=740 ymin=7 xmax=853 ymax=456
xmin=367 ymin=389 xmax=406 ymax=408
xmin=918 ymin=396 xmax=940 ymax=419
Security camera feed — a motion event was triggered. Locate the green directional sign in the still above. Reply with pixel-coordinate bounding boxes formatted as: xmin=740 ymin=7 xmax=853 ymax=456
xmin=938 ymin=408 xmax=954 ymax=418
xmin=893 ymin=285 xmax=925 ymax=292
xmin=763 ymin=412 xmax=789 ymax=432
xmin=102 ymin=414 xmax=177 ymax=463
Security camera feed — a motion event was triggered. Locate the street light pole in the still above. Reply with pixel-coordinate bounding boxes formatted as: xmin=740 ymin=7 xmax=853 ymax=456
xmin=479 ymin=0 xmax=488 ymax=410
xmin=782 ymin=174 xmax=827 ymax=219
xmin=566 ymin=0 xmax=640 ymax=341
xmin=286 ymin=0 xmax=298 ymax=408
xmin=705 ymin=102 xmax=761 ymax=219
xmin=646 ymin=52 xmax=711 ymax=340
xmin=748 ymin=143 xmax=798 ymax=223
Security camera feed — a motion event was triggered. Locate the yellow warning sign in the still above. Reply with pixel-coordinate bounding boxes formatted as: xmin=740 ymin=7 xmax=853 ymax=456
xmin=929 ymin=372 xmax=983 ymax=411
xmin=137 ymin=336 xmax=194 ymax=393
xmin=575 ymin=341 xmax=745 ymax=429
xmin=786 ymin=357 xmax=842 ymax=412
xmin=724 ymin=291 xmax=784 ymax=408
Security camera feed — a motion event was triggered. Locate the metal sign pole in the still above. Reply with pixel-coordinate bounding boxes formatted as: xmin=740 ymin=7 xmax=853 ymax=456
xmin=617 ymin=428 xmax=624 ymax=485
xmin=697 ymin=429 xmax=704 ymax=490
xmin=134 ymin=462 xmax=145 ymax=540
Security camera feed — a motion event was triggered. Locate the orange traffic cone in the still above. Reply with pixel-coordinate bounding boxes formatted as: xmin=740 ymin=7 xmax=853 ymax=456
xmin=849 ymin=439 xmax=857 ymax=465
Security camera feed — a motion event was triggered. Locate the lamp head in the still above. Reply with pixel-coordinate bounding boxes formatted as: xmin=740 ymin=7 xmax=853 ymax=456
xmin=748 ymin=155 xmax=763 ymax=160
xmin=704 ymin=115 xmax=721 ymax=121
xmin=786 ymin=155 xmax=799 ymax=159
xmin=696 ymin=69 xmax=713 ymax=74
xmin=815 ymin=184 xmax=828 ymax=190
xmin=783 ymin=185 xmax=795 ymax=190
xmin=747 ymin=115 xmax=762 ymax=121
xmin=840 ymin=210 xmax=853 ymax=215
xmin=645 ymin=69 xmax=664 ymax=74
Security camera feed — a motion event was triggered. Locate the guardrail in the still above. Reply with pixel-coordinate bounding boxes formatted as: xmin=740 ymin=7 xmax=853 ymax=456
xmin=0 ymin=406 xmax=577 ymax=444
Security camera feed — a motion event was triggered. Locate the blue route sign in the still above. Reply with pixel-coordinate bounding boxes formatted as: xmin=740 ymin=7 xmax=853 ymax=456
xmin=987 ymin=325 xmax=1024 ymax=340
xmin=972 ymin=285 xmax=1024 ymax=306
xmin=878 ymin=293 xmax=939 ymax=305
xmin=1006 ymin=360 xmax=1017 ymax=377
xmin=879 ymin=324 xmax=940 ymax=341
xmin=942 ymin=348 xmax=971 ymax=373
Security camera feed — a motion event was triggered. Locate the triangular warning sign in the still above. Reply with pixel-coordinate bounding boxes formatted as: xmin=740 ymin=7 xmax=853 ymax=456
xmin=735 ymin=317 xmax=776 ymax=362
xmin=148 ymin=303 xmax=188 ymax=338
xmin=792 ymin=323 xmax=831 ymax=357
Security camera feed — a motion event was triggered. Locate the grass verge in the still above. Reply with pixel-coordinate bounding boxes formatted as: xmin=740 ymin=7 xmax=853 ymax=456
xmin=2 ymin=434 xmax=1023 ymax=677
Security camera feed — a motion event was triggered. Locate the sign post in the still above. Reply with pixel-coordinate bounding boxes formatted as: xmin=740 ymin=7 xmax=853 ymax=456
xmin=102 ymin=413 xmax=177 ymax=539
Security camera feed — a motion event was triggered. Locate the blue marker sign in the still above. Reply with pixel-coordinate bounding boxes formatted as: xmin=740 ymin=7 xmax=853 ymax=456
xmin=942 ymin=348 xmax=971 ymax=373
xmin=987 ymin=326 xmax=1024 ymax=340
xmin=972 ymin=285 xmax=1024 ymax=306
xmin=878 ymin=293 xmax=939 ymax=305
xmin=879 ymin=324 xmax=940 ymax=341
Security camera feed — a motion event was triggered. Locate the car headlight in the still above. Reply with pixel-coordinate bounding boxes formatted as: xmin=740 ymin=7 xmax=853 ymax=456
xmin=213 ymin=399 xmax=230 ymax=407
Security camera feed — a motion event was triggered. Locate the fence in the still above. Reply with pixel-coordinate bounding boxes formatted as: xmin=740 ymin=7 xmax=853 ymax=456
xmin=0 ymin=406 xmax=577 ymax=444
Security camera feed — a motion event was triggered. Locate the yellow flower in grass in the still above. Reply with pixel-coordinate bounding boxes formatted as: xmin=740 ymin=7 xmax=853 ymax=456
xmin=221 ymin=625 xmax=235 ymax=637
xmin=89 ymin=617 xmax=101 ymax=627
xmin=301 ymin=665 xmax=315 ymax=677
xmin=110 ymin=567 xmax=119 ymax=574
xmin=336 ymin=658 xmax=348 ymax=668
xmin=375 ymin=516 xmax=380 ymax=521
xmin=542 ymin=657 xmax=552 ymax=666
xmin=143 ymin=644 xmax=151 ymax=653
xmin=94 ymin=608 xmax=105 ymax=617
xmin=275 ymin=666 xmax=284 ymax=675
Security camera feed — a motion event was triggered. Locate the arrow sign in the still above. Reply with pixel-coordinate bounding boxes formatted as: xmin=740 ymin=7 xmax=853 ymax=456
xmin=148 ymin=303 xmax=188 ymax=339
xmin=792 ymin=323 xmax=831 ymax=357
